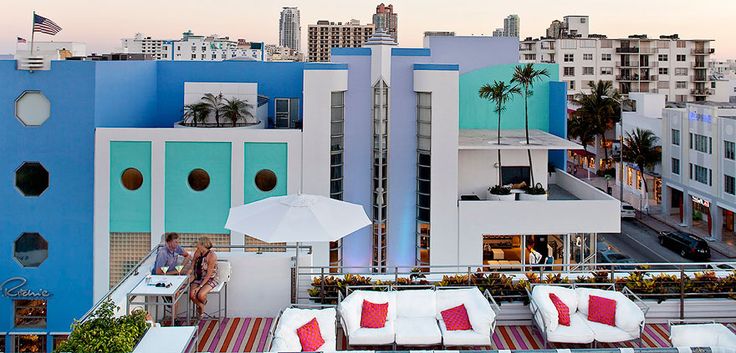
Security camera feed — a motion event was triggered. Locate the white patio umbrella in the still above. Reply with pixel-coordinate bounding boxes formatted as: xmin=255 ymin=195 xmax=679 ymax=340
xmin=224 ymin=193 xmax=371 ymax=300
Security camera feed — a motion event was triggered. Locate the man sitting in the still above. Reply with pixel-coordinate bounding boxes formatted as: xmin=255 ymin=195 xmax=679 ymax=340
xmin=153 ymin=232 xmax=190 ymax=275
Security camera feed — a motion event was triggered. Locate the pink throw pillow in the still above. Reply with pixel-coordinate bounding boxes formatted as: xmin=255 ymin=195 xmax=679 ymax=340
xmin=296 ymin=317 xmax=325 ymax=352
xmin=588 ymin=295 xmax=617 ymax=326
xmin=360 ymin=300 xmax=389 ymax=328
xmin=548 ymin=293 xmax=570 ymax=326
xmin=441 ymin=304 xmax=473 ymax=331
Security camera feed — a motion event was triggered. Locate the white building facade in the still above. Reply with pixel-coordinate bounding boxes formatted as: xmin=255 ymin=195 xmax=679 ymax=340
xmin=661 ymin=102 xmax=736 ymax=244
xmin=121 ymin=31 xmax=265 ymax=61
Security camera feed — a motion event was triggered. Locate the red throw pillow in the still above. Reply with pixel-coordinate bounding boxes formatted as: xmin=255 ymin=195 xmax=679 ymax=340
xmin=296 ymin=317 xmax=325 ymax=352
xmin=548 ymin=293 xmax=570 ymax=326
xmin=588 ymin=295 xmax=617 ymax=326
xmin=360 ymin=300 xmax=389 ymax=328
xmin=441 ymin=304 xmax=473 ymax=331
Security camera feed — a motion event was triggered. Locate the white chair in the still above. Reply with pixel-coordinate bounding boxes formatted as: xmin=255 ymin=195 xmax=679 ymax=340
xmin=528 ymin=284 xmax=647 ymax=347
xmin=269 ymin=306 xmax=337 ymax=352
xmin=394 ymin=289 xmax=442 ymax=346
xmin=670 ymin=322 xmax=736 ymax=351
xmin=436 ymin=287 xmax=500 ymax=347
xmin=205 ymin=260 xmax=231 ymax=323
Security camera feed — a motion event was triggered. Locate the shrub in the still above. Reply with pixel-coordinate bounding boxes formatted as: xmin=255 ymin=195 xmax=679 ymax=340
xmin=55 ymin=299 xmax=149 ymax=353
xmin=489 ymin=185 xmax=511 ymax=195
xmin=526 ymin=183 xmax=547 ymax=195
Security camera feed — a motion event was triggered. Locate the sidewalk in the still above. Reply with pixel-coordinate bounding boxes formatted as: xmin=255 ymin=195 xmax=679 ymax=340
xmin=570 ymin=169 xmax=736 ymax=258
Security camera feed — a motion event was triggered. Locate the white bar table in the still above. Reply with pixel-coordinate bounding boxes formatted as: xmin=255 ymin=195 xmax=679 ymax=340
xmin=133 ymin=326 xmax=197 ymax=353
xmin=127 ymin=275 xmax=189 ymax=326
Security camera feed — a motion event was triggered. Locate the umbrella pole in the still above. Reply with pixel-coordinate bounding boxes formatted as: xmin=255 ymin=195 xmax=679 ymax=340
xmin=294 ymin=242 xmax=299 ymax=304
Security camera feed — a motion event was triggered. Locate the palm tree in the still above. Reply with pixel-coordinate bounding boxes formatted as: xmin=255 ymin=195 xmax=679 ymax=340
xmin=201 ymin=93 xmax=224 ymax=127
xmin=567 ymin=114 xmax=599 ymax=179
xmin=182 ymin=102 xmax=209 ymax=127
xmin=572 ymin=80 xmax=621 ymax=165
xmin=479 ymin=80 xmax=521 ymax=186
xmin=511 ymin=63 xmax=549 ymax=186
xmin=622 ymin=128 xmax=661 ymax=193
xmin=221 ymin=97 xmax=255 ymax=127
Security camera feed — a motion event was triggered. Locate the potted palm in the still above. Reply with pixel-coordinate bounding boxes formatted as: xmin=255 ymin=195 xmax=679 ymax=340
xmin=201 ymin=92 xmax=225 ymax=127
xmin=511 ymin=63 xmax=549 ymax=194
xmin=479 ymin=80 xmax=520 ymax=201
xmin=222 ymin=97 xmax=255 ymax=127
xmin=520 ymin=182 xmax=548 ymax=200
xmin=182 ymin=102 xmax=209 ymax=127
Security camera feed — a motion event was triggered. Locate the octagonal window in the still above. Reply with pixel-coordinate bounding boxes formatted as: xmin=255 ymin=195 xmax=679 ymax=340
xmin=15 ymin=91 xmax=51 ymax=126
xmin=14 ymin=232 xmax=49 ymax=267
xmin=15 ymin=162 xmax=49 ymax=197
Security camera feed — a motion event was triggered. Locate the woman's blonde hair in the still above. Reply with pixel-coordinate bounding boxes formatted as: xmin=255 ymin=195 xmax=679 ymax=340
xmin=197 ymin=236 xmax=213 ymax=249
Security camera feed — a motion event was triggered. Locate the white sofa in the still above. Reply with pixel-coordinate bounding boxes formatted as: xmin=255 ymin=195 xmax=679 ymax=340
xmin=337 ymin=287 xmax=498 ymax=348
xmin=529 ymin=285 xmax=646 ymax=347
xmin=670 ymin=323 xmax=736 ymax=351
xmin=269 ymin=307 xmax=337 ymax=352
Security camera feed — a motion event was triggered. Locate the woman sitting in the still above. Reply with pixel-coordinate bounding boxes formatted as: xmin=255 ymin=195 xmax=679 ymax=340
xmin=189 ymin=236 xmax=219 ymax=319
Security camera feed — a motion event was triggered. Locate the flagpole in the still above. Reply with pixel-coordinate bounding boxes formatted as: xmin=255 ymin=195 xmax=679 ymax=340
xmin=30 ymin=11 xmax=35 ymax=57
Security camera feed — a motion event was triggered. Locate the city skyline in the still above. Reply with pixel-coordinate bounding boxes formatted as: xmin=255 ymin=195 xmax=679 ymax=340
xmin=3 ymin=0 xmax=736 ymax=57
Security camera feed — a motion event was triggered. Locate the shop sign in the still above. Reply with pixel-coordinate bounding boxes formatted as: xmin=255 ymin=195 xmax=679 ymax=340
xmin=691 ymin=195 xmax=710 ymax=208
xmin=688 ymin=111 xmax=713 ymax=124
xmin=1 ymin=277 xmax=52 ymax=298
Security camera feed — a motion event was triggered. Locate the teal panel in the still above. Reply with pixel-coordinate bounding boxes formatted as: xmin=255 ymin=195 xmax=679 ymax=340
xmin=110 ymin=141 xmax=152 ymax=232
xmin=165 ymin=142 xmax=231 ymax=234
xmin=244 ymin=142 xmax=288 ymax=203
xmin=459 ymin=63 xmax=560 ymax=131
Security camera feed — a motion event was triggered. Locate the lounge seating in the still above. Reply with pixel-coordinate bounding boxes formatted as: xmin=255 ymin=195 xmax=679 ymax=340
xmin=269 ymin=306 xmax=337 ymax=352
xmin=670 ymin=322 xmax=736 ymax=352
xmin=337 ymin=286 xmax=499 ymax=348
xmin=529 ymin=284 xmax=647 ymax=347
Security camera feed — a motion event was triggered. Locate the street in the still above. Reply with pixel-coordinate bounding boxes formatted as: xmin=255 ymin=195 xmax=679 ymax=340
xmin=599 ymin=218 xmax=728 ymax=263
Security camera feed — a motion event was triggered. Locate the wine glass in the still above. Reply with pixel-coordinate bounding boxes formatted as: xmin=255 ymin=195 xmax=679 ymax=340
xmin=160 ymin=266 xmax=169 ymax=275
xmin=175 ymin=265 xmax=184 ymax=275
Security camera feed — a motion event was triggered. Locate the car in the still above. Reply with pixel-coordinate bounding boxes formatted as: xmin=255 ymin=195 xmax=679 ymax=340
xmin=596 ymin=249 xmax=637 ymax=270
xmin=621 ymin=202 xmax=636 ymax=219
xmin=658 ymin=231 xmax=711 ymax=260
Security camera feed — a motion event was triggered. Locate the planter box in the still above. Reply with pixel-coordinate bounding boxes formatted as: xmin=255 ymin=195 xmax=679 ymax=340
xmin=519 ymin=193 xmax=548 ymax=201
xmin=488 ymin=192 xmax=516 ymax=201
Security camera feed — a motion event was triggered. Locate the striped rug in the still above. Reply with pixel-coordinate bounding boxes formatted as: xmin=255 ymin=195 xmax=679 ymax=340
xmin=197 ymin=320 xmax=735 ymax=352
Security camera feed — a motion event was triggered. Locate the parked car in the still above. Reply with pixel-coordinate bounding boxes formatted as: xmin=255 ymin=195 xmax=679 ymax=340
xmin=658 ymin=231 xmax=711 ymax=260
xmin=596 ymin=250 xmax=637 ymax=270
xmin=621 ymin=202 xmax=636 ymax=219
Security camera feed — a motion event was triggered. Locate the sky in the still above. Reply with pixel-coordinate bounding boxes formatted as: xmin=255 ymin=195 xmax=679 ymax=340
xmin=2 ymin=0 xmax=735 ymax=58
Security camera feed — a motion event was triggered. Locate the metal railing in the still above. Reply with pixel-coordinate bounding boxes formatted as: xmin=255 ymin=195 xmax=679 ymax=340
xmin=299 ymin=262 xmax=736 ymax=320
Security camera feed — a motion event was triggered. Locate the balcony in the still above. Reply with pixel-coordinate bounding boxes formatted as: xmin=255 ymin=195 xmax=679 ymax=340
xmin=691 ymin=88 xmax=713 ymax=96
xmin=459 ymin=170 xmax=619 ymax=236
xmin=615 ymin=47 xmax=639 ymax=53
xmin=692 ymin=61 xmax=707 ymax=68
xmin=616 ymin=75 xmax=655 ymax=81
xmin=691 ymin=75 xmax=709 ymax=82
xmin=616 ymin=61 xmax=640 ymax=67
xmin=692 ymin=48 xmax=715 ymax=55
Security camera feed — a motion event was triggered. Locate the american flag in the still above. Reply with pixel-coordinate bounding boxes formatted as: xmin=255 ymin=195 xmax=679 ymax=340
xmin=17 ymin=37 xmax=27 ymax=43
xmin=33 ymin=14 xmax=62 ymax=35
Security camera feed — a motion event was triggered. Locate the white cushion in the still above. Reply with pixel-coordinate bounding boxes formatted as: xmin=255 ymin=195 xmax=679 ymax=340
xmin=439 ymin=320 xmax=492 ymax=346
xmin=270 ymin=337 xmax=336 ymax=352
xmin=585 ymin=319 xmax=637 ymax=343
xmin=436 ymin=288 xmax=495 ymax=335
xmin=575 ymin=288 xmax=644 ymax=336
xmin=395 ymin=317 xmax=442 ymax=345
xmin=338 ymin=290 xmax=396 ymax=336
xmin=272 ymin=307 xmax=336 ymax=352
xmin=671 ymin=323 xmax=736 ymax=347
xmin=530 ymin=285 xmax=577 ymax=333
xmin=545 ymin=313 xmax=595 ymax=344
xmin=396 ymin=289 xmax=436 ymax=318
xmin=347 ymin=322 xmax=395 ymax=345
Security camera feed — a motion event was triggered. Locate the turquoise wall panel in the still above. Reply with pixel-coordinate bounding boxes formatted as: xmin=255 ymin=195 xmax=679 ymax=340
xmin=459 ymin=63 xmax=560 ymax=131
xmin=110 ymin=141 xmax=152 ymax=232
xmin=165 ymin=142 xmax=231 ymax=233
xmin=244 ymin=142 xmax=288 ymax=203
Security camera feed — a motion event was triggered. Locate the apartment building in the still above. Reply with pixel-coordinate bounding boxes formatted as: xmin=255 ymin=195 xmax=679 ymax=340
xmin=661 ymin=102 xmax=736 ymax=244
xmin=307 ymin=19 xmax=375 ymax=62
xmin=121 ymin=31 xmax=265 ymax=61
xmin=520 ymin=17 xmax=714 ymax=102
xmin=373 ymin=3 xmax=398 ymax=42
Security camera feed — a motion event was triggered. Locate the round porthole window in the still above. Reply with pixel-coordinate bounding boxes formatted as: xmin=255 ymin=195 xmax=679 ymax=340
xmin=121 ymin=168 xmax=143 ymax=191
xmin=188 ymin=168 xmax=210 ymax=191
xmin=255 ymin=169 xmax=277 ymax=192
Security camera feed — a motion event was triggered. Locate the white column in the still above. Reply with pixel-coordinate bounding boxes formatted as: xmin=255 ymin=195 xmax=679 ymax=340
xmin=661 ymin=184 xmax=671 ymax=216
xmin=711 ymin=204 xmax=723 ymax=241
xmin=230 ymin=141 xmax=245 ymax=251
xmin=682 ymin=190 xmax=692 ymax=227
xmin=93 ymin=132 xmax=111 ymax=300
xmin=150 ymin=140 xmax=166 ymax=248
